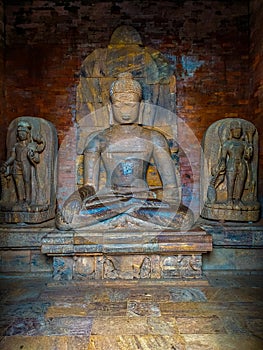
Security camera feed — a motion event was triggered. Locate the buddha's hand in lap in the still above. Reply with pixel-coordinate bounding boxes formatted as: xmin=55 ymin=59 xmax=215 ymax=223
xmin=78 ymin=185 xmax=96 ymax=201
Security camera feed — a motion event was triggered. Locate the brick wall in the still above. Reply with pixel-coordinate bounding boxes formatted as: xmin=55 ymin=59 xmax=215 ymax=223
xmin=250 ymin=0 xmax=263 ymax=210
xmin=1 ymin=0 xmax=262 ymax=213
xmin=0 ymin=0 xmax=4 ymax=141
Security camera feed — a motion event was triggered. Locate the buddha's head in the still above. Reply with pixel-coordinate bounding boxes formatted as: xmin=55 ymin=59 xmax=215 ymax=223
xmin=110 ymin=72 xmax=142 ymax=124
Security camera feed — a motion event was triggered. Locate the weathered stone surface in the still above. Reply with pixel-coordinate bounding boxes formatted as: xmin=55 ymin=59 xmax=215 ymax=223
xmin=45 ymin=304 xmax=88 ymax=318
xmin=200 ymin=220 xmax=263 ymax=272
xmin=201 ymin=118 xmax=260 ymax=222
xmin=85 ymin=302 xmax=127 ymax=317
xmin=0 ymin=226 xmax=55 ymax=248
xmin=169 ymin=287 xmax=207 ymax=302
xmin=77 ymin=25 xmax=175 ymax=119
xmin=57 ymin=71 xmax=194 ymax=232
xmin=30 ymin=252 xmax=52 ymax=273
xmin=1 ymin=0 xmax=262 ymax=213
xmin=41 ymin=227 xmax=212 ymax=280
xmin=87 ymin=334 xmax=186 ymax=350
xmin=0 ymin=250 xmax=31 ymax=273
xmin=183 ymin=334 xmax=263 ymax=350
xmin=203 ymin=247 xmax=263 ymax=272
xmin=0 ymin=336 xmax=90 ymax=350
xmin=176 ymin=315 xmax=227 ymax=334
xmin=0 ymin=226 xmax=54 ymax=275
xmin=52 ymin=256 xmax=73 ymax=280
xmin=0 ymin=274 xmax=262 ymax=349
xmin=127 ymin=301 xmax=161 ymax=317
xmin=42 ymin=230 xmax=212 ymax=280
xmin=0 ymin=117 xmax=58 ymax=224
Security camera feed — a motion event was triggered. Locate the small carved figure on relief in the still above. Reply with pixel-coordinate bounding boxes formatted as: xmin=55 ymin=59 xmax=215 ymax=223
xmin=0 ymin=117 xmax=57 ymax=224
xmin=1 ymin=121 xmax=45 ymax=206
xmin=139 ymin=257 xmax=151 ymax=279
xmin=201 ymin=118 xmax=260 ymax=222
xmin=57 ymin=73 xmax=193 ymax=230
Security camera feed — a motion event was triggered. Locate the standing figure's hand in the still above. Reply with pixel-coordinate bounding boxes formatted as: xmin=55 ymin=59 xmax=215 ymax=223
xmin=0 ymin=162 xmax=8 ymax=174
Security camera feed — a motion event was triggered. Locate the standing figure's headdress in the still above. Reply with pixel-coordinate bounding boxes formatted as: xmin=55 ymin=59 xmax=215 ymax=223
xmin=17 ymin=120 xmax=32 ymax=133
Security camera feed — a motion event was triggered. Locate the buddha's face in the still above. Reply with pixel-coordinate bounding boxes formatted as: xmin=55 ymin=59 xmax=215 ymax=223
xmin=111 ymin=92 xmax=140 ymax=124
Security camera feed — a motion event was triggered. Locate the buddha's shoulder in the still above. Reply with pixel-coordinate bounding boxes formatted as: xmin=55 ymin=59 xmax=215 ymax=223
xmin=141 ymin=126 xmax=167 ymax=141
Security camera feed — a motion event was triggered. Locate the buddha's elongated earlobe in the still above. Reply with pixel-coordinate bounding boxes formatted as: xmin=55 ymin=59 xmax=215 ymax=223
xmin=108 ymin=103 xmax=114 ymax=125
xmin=138 ymin=101 xmax=144 ymax=125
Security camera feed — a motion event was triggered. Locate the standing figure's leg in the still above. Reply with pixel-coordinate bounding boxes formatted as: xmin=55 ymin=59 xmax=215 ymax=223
xmin=13 ymin=174 xmax=26 ymax=202
xmin=22 ymin=163 xmax=32 ymax=204
xmin=234 ymin=162 xmax=247 ymax=201
xmin=226 ymin=170 xmax=236 ymax=204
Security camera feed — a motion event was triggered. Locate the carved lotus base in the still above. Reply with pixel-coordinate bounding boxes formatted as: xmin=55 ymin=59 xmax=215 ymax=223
xmin=41 ymin=228 xmax=212 ymax=280
xmin=201 ymin=202 xmax=260 ymax=222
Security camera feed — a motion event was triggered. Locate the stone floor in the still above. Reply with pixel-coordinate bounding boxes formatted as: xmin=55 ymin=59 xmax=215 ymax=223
xmin=0 ymin=273 xmax=262 ymax=350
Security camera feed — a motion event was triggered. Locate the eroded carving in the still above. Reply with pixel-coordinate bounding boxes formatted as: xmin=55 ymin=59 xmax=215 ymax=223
xmin=201 ymin=118 xmax=260 ymax=222
xmin=77 ymin=25 xmax=176 ymax=119
xmin=139 ymin=257 xmax=151 ymax=279
xmin=103 ymin=258 xmax=119 ymax=279
xmin=161 ymin=255 xmax=202 ymax=279
xmin=51 ymin=254 xmax=203 ymax=280
xmin=56 ymin=73 xmax=193 ymax=230
xmin=0 ymin=117 xmax=57 ymax=223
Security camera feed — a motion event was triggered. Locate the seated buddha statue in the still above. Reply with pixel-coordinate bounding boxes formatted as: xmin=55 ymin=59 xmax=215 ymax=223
xmin=56 ymin=72 xmax=193 ymax=230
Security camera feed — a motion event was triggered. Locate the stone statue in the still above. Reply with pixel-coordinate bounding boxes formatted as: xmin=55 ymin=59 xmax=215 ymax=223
xmin=58 ymin=25 xmax=180 ymax=210
xmin=77 ymin=25 xmax=176 ymax=119
xmin=0 ymin=117 xmax=58 ymax=224
xmin=1 ymin=120 xmax=45 ymax=205
xmin=56 ymin=72 xmax=193 ymax=230
xmin=201 ymin=118 xmax=260 ymax=222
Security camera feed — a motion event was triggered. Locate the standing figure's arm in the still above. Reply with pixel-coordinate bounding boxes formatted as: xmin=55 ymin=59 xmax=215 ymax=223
xmin=217 ymin=141 xmax=229 ymax=173
xmin=27 ymin=147 xmax=40 ymax=166
xmin=244 ymin=141 xmax=253 ymax=161
xmin=1 ymin=146 xmax=16 ymax=174
xmin=28 ymin=134 xmax=46 ymax=166
xmin=34 ymin=133 xmax=46 ymax=153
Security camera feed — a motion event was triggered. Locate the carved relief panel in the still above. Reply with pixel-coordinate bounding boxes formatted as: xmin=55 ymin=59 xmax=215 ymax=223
xmin=0 ymin=116 xmax=57 ymax=223
xmin=201 ymin=118 xmax=260 ymax=222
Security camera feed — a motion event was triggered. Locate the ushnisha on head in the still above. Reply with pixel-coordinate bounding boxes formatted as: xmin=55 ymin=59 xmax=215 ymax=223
xmin=110 ymin=72 xmax=142 ymax=102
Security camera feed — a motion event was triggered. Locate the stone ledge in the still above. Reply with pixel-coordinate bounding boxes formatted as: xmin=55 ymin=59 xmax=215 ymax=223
xmin=0 ymin=222 xmax=55 ymax=249
xmin=41 ymin=227 xmax=213 ymax=256
xmin=199 ymin=219 xmax=263 ymax=247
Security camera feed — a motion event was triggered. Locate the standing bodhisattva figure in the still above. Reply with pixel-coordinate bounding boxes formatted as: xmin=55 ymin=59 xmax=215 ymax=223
xmin=1 ymin=120 xmax=45 ymax=206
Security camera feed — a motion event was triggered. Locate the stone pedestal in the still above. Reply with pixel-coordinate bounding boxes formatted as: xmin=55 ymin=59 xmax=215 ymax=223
xmin=0 ymin=223 xmax=54 ymax=276
xmin=200 ymin=219 xmax=263 ymax=272
xmin=41 ymin=228 xmax=212 ymax=280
